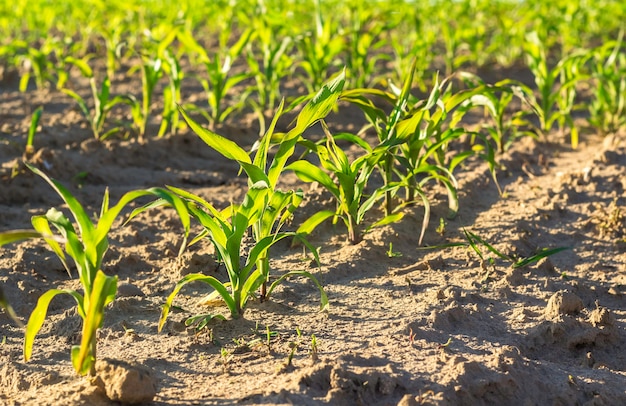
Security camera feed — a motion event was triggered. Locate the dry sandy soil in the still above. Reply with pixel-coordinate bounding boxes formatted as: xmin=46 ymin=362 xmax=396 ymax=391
xmin=1 ymin=66 xmax=625 ymax=405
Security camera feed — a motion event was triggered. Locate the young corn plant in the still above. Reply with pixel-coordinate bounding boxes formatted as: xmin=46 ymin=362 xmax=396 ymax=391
xmin=588 ymin=35 xmax=626 ymax=136
xmin=522 ymin=32 xmax=589 ymax=148
xmin=62 ymin=57 xmax=127 ymax=140
xmin=144 ymin=181 xmax=326 ymax=323
xmin=424 ymin=228 xmax=570 ymax=270
xmin=339 ymin=63 xmax=488 ymax=243
xmin=244 ymin=6 xmax=294 ymax=114
xmin=345 ymin=6 xmax=392 ymax=88
xmin=294 ymin=0 xmax=344 ymax=93
xmin=288 ymin=121 xmax=402 ymax=245
xmin=2 ymin=164 xmax=184 ymax=376
xmin=125 ymin=54 xmax=163 ymax=138
xmin=158 ymin=48 xmax=183 ymax=137
xmin=339 ymin=58 xmax=421 ymax=218
xmin=177 ymin=27 xmax=252 ymax=129
xmin=16 ymin=40 xmax=62 ymax=92
xmin=457 ymin=72 xmax=529 ymax=154
xmin=137 ymin=72 xmax=345 ymax=321
xmin=395 ymin=76 xmax=497 ymax=227
xmin=25 ymin=106 xmax=43 ymax=158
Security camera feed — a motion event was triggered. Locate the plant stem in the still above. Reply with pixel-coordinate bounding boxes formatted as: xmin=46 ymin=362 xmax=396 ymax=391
xmin=258 ymin=255 xmax=269 ymax=301
xmin=88 ymin=333 xmax=97 ymax=377
xmin=348 ymin=214 xmax=361 ymax=244
xmin=383 ymin=154 xmax=395 ymax=216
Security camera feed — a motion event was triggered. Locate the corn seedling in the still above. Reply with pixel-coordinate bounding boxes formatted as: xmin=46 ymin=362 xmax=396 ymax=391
xmin=309 ymin=334 xmax=318 ymax=361
xmin=142 ymin=73 xmax=344 ymax=321
xmin=294 ymin=0 xmax=343 ymax=93
xmin=286 ymin=327 xmax=303 ymax=367
xmin=25 ymin=106 xmax=43 ymax=157
xmin=244 ymin=5 xmax=294 ymax=113
xmin=125 ymin=54 xmax=163 ymax=138
xmin=219 ymin=347 xmax=233 ymax=372
xmin=0 ymin=164 xmax=185 ymax=376
xmin=141 ymin=183 xmax=320 ymax=321
xmin=185 ymin=70 xmax=343 ymax=294
xmin=397 ymin=76 xmax=491 ymax=208
xmin=177 ymin=27 xmax=252 ymax=128
xmin=345 ymin=6 xmax=391 ymax=88
xmin=62 ymin=57 xmax=127 ymax=140
xmin=422 ymin=228 xmax=570 ymax=270
xmin=436 ymin=218 xmax=446 ymax=236
xmin=588 ymin=34 xmax=626 ymax=136
xmin=386 ymin=242 xmax=402 ymax=258
xmin=341 ymin=59 xmax=419 ymax=218
xmin=265 ymin=324 xmax=277 ymax=354
xmin=16 ymin=41 xmax=61 ymax=92
xmin=145 ymin=162 xmax=326 ymax=322
xmin=158 ymin=48 xmax=183 ymax=137
xmin=457 ymin=73 xmax=529 ymax=154
xmin=289 ymin=120 xmax=402 ymax=244
xmin=522 ymin=32 xmax=589 ymax=148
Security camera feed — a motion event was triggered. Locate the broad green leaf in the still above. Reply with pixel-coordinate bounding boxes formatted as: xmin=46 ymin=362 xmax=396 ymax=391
xmin=287 ymin=69 xmax=345 ymax=139
xmin=297 ymin=210 xmax=336 ymax=235
xmin=60 ymin=88 xmax=90 ymax=120
xmin=179 ymin=107 xmax=251 ymax=164
xmin=252 ymin=99 xmax=285 ymax=172
xmin=31 ymin=217 xmax=70 ymax=275
xmin=286 ymin=160 xmax=339 ymax=197
xmin=242 ymin=233 xmax=291 ymax=282
xmin=64 ymin=56 xmax=93 ymax=78
xmin=24 ymin=289 xmax=84 ymax=362
xmin=0 ymin=230 xmax=42 ymax=246
xmin=239 ymin=268 xmax=265 ymax=306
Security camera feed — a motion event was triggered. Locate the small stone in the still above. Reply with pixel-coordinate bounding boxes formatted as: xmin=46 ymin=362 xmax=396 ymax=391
xmin=93 ymin=358 xmax=157 ymax=404
xmin=545 ymin=291 xmax=583 ymax=319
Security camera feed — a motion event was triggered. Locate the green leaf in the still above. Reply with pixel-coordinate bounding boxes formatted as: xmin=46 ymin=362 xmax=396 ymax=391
xmin=64 ymin=56 xmax=93 ymax=78
xmin=60 ymin=88 xmax=90 ymax=120
xmin=26 ymin=163 xmax=95 ymax=243
xmin=24 ymin=289 xmax=84 ymax=362
xmin=513 ymin=247 xmax=570 ymax=268
xmin=159 ymin=273 xmax=237 ymax=329
xmin=297 ymin=210 xmax=336 ymax=235
xmin=72 ymin=270 xmax=117 ymax=375
xmin=179 ymin=107 xmax=251 ymax=164
xmin=27 ymin=106 xmax=43 ymax=152
xmin=366 ymin=212 xmax=404 ymax=232
xmin=287 ymin=69 xmax=345 ymax=139
xmin=31 ymin=217 xmax=70 ymax=275
xmin=0 ymin=230 xmax=42 ymax=246
xmin=286 ymin=160 xmax=339 ymax=197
